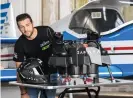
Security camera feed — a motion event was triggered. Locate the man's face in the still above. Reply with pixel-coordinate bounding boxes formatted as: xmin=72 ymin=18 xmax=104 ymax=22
xmin=18 ymin=18 xmax=34 ymax=38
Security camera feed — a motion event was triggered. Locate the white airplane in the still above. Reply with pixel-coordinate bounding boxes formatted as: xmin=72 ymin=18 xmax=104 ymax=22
xmin=0 ymin=2 xmax=17 ymax=81
xmin=1 ymin=1 xmax=133 ymax=98
xmin=50 ymin=0 xmax=133 ymax=78
xmin=1 ymin=0 xmax=133 ymax=82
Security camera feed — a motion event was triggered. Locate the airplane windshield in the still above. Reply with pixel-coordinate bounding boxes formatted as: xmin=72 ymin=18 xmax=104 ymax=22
xmin=69 ymin=8 xmax=124 ymax=34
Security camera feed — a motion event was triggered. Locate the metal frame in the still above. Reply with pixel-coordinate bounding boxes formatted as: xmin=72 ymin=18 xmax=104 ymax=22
xmin=9 ymin=79 xmax=133 ymax=98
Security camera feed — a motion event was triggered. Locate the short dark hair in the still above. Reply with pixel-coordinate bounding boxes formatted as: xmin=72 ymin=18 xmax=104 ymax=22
xmin=16 ymin=13 xmax=33 ymax=26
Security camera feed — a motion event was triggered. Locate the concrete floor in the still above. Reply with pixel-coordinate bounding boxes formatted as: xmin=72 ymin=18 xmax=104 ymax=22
xmin=1 ymin=84 xmax=20 ymax=98
xmin=1 ymin=83 xmax=133 ymax=98
xmin=72 ymin=92 xmax=133 ymax=98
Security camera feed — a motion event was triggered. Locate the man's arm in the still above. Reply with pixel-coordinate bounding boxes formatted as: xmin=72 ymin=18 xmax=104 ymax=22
xmin=13 ymin=39 xmax=29 ymax=98
xmin=16 ymin=62 xmax=28 ymax=95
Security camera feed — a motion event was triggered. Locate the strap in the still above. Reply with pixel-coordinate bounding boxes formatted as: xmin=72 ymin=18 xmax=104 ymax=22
xmin=47 ymin=27 xmax=62 ymax=45
xmin=47 ymin=27 xmax=55 ymax=44
xmin=21 ymin=92 xmax=27 ymax=95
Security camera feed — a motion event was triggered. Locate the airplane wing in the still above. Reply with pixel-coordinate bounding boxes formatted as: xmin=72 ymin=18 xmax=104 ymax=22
xmin=0 ymin=69 xmax=17 ymax=82
xmin=1 ymin=37 xmax=17 ymax=43
xmin=0 ymin=2 xmax=17 ymax=82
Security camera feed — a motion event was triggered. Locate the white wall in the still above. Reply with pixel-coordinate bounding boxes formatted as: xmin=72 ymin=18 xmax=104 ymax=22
xmin=25 ymin=0 xmax=42 ymax=26
xmin=42 ymin=0 xmax=59 ymax=25
xmin=1 ymin=0 xmax=8 ymax=4
xmin=60 ymin=0 xmax=72 ymax=19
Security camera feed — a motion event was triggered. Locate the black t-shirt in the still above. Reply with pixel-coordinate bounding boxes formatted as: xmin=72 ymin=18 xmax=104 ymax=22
xmin=13 ymin=26 xmax=55 ymax=74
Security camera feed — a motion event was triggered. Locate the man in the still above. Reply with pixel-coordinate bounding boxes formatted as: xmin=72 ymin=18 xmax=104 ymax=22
xmin=13 ymin=13 xmax=57 ymax=98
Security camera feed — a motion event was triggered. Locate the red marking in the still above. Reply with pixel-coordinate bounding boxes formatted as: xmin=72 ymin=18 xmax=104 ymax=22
xmin=104 ymin=46 xmax=133 ymax=51
xmin=1 ymin=54 xmax=14 ymax=57
xmin=114 ymin=47 xmax=133 ymax=50
xmin=63 ymin=76 xmax=71 ymax=84
xmin=104 ymin=47 xmax=111 ymax=50
xmin=86 ymin=78 xmax=93 ymax=82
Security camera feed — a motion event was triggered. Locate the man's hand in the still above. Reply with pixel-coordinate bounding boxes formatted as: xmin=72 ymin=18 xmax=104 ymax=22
xmin=16 ymin=62 xmax=29 ymax=98
xmin=21 ymin=93 xmax=30 ymax=98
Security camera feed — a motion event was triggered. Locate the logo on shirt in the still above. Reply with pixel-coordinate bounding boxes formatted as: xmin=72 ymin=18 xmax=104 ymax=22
xmin=13 ymin=53 xmax=18 ymax=59
xmin=40 ymin=41 xmax=50 ymax=51
xmin=13 ymin=52 xmax=26 ymax=60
